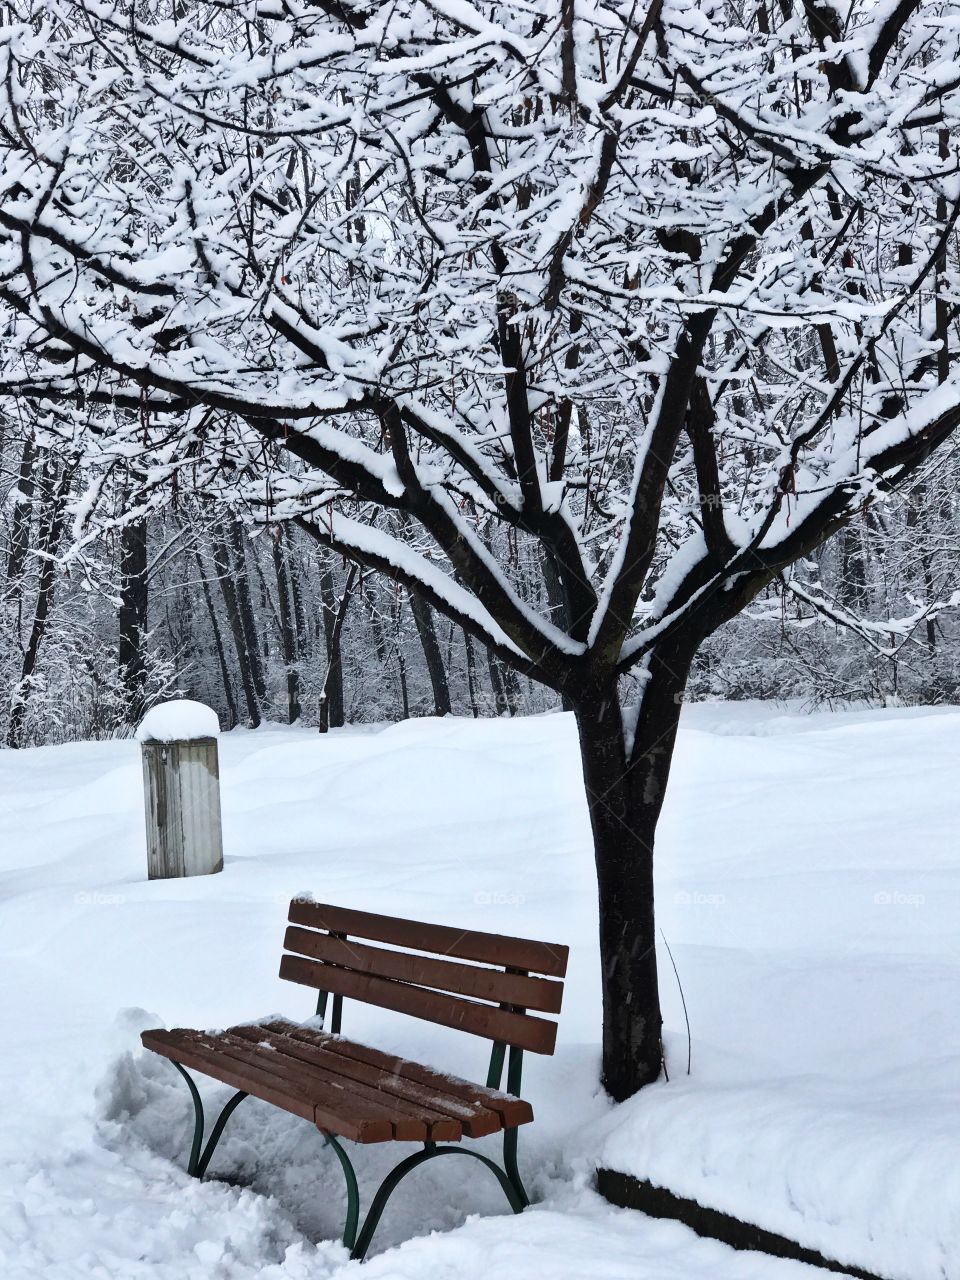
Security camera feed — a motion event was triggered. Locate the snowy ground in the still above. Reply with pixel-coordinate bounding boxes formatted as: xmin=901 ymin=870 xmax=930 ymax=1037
xmin=0 ymin=704 xmax=956 ymax=1280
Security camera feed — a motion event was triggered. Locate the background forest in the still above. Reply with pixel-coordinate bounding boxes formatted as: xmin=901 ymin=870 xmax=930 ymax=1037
xmin=2 ymin=423 xmax=958 ymax=747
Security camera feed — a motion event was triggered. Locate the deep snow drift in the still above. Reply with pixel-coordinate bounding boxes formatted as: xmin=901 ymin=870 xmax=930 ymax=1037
xmin=0 ymin=704 xmax=956 ymax=1280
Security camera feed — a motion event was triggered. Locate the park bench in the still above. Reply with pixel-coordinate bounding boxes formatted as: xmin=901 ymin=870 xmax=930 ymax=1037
xmin=141 ymin=899 xmax=568 ymax=1260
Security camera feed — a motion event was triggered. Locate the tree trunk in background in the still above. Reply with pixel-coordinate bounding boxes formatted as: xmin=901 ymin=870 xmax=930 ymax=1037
xmin=486 ymin=649 xmax=506 ymax=715
xmin=5 ymin=434 xmax=35 ymax=607
xmin=228 ymin=521 xmax=268 ymax=704
xmin=391 ymin=591 xmax=410 ymax=719
xmin=904 ymin=488 xmax=938 ymax=653
xmin=318 ymin=555 xmax=345 ymax=728
xmin=409 ymin=589 xmax=450 ymax=716
xmin=462 ymin=628 xmax=479 ymax=717
xmin=252 ymin=551 xmax=280 ymax=647
xmin=502 ymin=662 xmax=521 ymax=715
xmin=319 ymin=564 xmax=357 ymax=733
xmin=838 ymin=522 xmax=867 ymax=611
xmin=272 ymin=527 xmax=301 ymax=722
xmin=211 ymin=529 xmax=261 ymax=726
xmin=195 ymin=548 xmax=239 ymax=729
xmin=486 ymin=653 xmax=518 ymax=716
xmin=118 ymin=517 xmax=148 ymax=724
xmin=288 ymin=535 xmax=308 ymax=643
xmin=7 ymin=463 xmax=71 ymax=748
xmin=366 ymin=591 xmax=389 ymax=665
xmin=365 ymin=588 xmax=406 ymax=716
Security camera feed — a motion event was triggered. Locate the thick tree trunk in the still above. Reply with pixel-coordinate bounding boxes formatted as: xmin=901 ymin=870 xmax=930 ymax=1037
xmin=409 ymin=589 xmax=451 ymax=716
xmin=118 ymin=517 xmax=148 ymax=724
xmin=574 ymin=646 xmax=692 ymax=1101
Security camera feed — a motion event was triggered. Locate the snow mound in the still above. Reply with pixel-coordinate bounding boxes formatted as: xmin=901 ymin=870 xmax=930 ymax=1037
xmin=595 ymin=1074 xmax=960 ymax=1280
xmin=136 ymin=700 xmax=220 ymax=743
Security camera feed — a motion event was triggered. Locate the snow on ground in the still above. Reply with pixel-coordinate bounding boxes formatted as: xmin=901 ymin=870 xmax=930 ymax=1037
xmin=0 ymin=703 xmax=957 ymax=1280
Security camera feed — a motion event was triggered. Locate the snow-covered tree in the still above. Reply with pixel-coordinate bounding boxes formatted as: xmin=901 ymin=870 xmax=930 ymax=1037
xmin=0 ymin=0 xmax=959 ymax=1098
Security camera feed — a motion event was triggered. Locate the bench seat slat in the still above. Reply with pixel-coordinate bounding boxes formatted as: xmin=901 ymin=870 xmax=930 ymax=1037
xmin=228 ymin=1024 xmax=464 ymax=1140
xmin=179 ymin=1028 xmax=439 ymax=1142
xmin=283 ymin=926 xmax=564 ymax=1014
xmin=210 ymin=1030 xmax=440 ymax=1142
xmin=244 ymin=1020 xmax=506 ymax=1136
xmin=279 ymin=954 xmax=558 ymax=1055
xmin=268 ymin=1020 xmax=533 ymax=1128
xmin=288 ymin=900 xmax=569 ymax=978
xmin=142 ymin=1028 xmax=389 ymax=1141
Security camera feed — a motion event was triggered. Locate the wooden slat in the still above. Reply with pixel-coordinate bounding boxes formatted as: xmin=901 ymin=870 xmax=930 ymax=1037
xmin=229 ymin=1024 xmax=463 ymax=1141
xmin=176 ymin=1027 xmax=397 ymax=1141
xmin=283 ymin=926 xmax=564 ymax=1014
xmin=187 ymin=1028 xmax=421 ymax=1141
xmin=288 ymin=900 xmax=569 ymax=978
xmin=143 ymin=1028 xmax=318 ymax=1123
xmin=279 ymin=954 xmax=558 ymax=1055
xmin=275 ymin=1023 xmax=534 ymax=1129
xmin=142 ymin=1028 xmax=394 ymax=1142
xmin=142 ymin=1028 xmax=356 ymax=1135
xmin=236 ymin=1021 xmax=502 ymax=1138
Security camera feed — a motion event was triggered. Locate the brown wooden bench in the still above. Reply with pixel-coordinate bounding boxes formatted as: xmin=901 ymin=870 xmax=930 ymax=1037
xmin=141 ymin=899 xmax=568 ymax=1259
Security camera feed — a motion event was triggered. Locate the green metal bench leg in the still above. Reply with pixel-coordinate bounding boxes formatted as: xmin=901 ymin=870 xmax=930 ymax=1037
xmin=168 ymin=1063 xmax=359 ymax=1249
xmin=171 ymin=1062 xmax=206 ymax=1176
xmin=322 ymin=1133 xmax=360 ymax=1250
xmin=169 ymin=1062 xmax=247 ymax=1179
xmin=350 ymin=1143 xmax=525 ymax=1262
xmin=196 ymin=1089 xmax=249 ymax=1177
xmin=501 ymin=1128 xmax=529 ymax=1209
xmin=501 ymin=1044 xmax=529 ymax=1207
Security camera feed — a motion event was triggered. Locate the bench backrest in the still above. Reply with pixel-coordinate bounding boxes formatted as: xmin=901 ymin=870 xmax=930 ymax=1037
xmin=280 ymin=899 xmax=568 ymax=1055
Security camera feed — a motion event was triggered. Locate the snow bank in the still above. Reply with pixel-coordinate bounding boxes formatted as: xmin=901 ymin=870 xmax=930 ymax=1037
xmin=136 ymin=699 xmax=220 ymax=743
xmin=595 ymin=1074 xmax=959 ymax=1280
